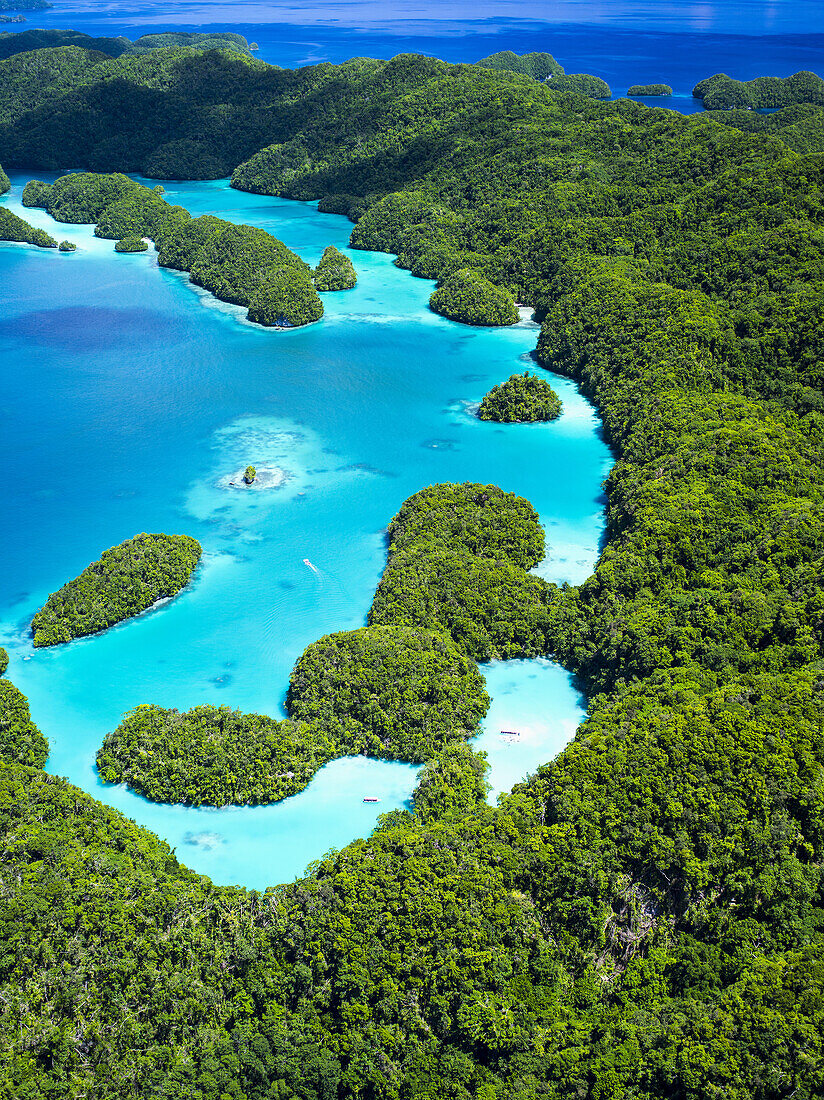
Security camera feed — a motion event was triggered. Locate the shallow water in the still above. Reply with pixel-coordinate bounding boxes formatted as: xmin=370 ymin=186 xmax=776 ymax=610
xmin=0 ymin=172 xmax=610 ymax=888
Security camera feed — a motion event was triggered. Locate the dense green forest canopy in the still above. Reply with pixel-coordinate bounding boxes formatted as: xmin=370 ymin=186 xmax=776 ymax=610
xmin=0 ymin=677 xmax=47 ymax=767
xmin=31 ymin=532 xmax=201 ymax=646
xmin=550 ymin=72 xmax=611 ymax=97
xmin=313 ymin=243 xmax=357 ymax=290
xmin=705 ymin=100 xmax=824 ymax=152
xmin=114 ymin=233 xmax=147 ymax=252
xmin=369 ymin=484 xmax=552 ymax=661
xmin=478 ymin=371 xmax=563 ymax=422
xmin=0 ymin=27 xmax=254 ymax=60
xmin=627 ymin=83 xmax=672 ymax=95
xmin=693 ymin=69 xmax=824 ymax=108
xmin=1 ymin=41 xmax=824 ymax=1100
xmin=0 ymin=204 xmax=55 ymax=246
xmin=429 ymin=268 xmax=519 ymax=326
xmin=97 ymin=704 xmax=335 ymax=806
xmin=475 ymin=50 xmax=564 ymax=81
xmin=411 ymin=740 xmax=491 ymax=822
xmin=287 ymin=624 xmax=490 ymax=761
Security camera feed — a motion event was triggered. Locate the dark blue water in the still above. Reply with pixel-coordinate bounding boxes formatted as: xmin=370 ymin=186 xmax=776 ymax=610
xmin=14 ymin=0 xmax=824 ymax=105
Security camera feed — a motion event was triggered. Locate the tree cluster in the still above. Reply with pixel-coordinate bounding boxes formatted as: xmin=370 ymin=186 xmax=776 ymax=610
xmin=478 ymin=371 xmax=562 ymax=422
xmin=0 ymin=205 xmax=55 ymax=247
xmin=31 ymin=533 xmax=202 ymax=646
xmin=287 ymin=624 xmax=489 ymax=762
xmin=550 ymin=73 xmax=612 ymax=98
xmin=627 ymin=83 xmax=672 ymax=96
xmin=97 ymin=704 xmax=335 ymax=806
xmin=429 ymin=269 xmax=518 ymax=326
xmin=369 ymin=483 xmax=552 ymax=661
xmin=693 ymin=70 xmax=824 ymax=109
xmin=114 ymin=234 xmax=147 ymax=252
xmin=0 ymin=678 xmax=47 ymax=767
xmin=0 ymin=27 xmax=253 ymax=62
xmin=476 ymin=51 xmax=564 ymax=81
xmin=23 ymin=171 xmax=323 ymax=326
xmin=313 ymin=244 xmax=357 ymax=291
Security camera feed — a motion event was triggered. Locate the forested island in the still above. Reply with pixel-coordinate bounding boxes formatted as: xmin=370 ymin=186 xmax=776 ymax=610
xmin=313 ymin=244 xmax=357 ymax=290
xmin=550 ymin=73 xmax=611 ymax=97
xmin=0 ymin=205 xmax=55 ymax=247
xmin=694 ymin=69 xmax=824 ymax=108
xmin=31 ymin=533 xmax=202 ymax=646
xmin=478 ymin=372 xmax=563 ymax=422
xmin=476 ymin=49 xmax=564 ymax=80
xmin=114 ymin=234 xmax=147 ymax=252
xmin=0 ymin=38 xmax=823 ymax=1100
xmin=287 ymin=624 xmax=489 ymax=760
xmin=97 ymin=704 xmax=335 ymax=806
xmin=370 ymin=483 xmax=550 ymax=660
xmin=98 ymin=622 xmax=489 ymax=805
xmin=430 ymin=269 xmax=519 ymax=325
xmin=627 ymin=83 xmax=672 ymax=95
xmin=22 ymin=172 xmax=324 ymax=325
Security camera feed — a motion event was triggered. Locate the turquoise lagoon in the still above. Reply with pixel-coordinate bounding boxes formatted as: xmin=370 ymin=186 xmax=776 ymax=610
xmin=0 ymin=173 xmax=611 ymax=889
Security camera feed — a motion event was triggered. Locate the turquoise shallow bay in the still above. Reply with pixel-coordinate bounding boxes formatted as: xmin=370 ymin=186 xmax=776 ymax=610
xmin=0 ymin=173 xmax=611 ymax=888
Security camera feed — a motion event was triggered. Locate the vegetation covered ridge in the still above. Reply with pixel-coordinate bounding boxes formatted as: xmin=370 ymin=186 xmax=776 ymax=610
xmin=0 ymin=46 xmax=823 ymax=1100
xmin=693 ymin=69 xmax=824 ymax=109
xmin=0 ymin=676 xmax=47 ymax=767
xmin=429 ymin=268 xmax=518 ymax=326
xmin=0 ymin=204 xmax=55 ymax=247
xmin=24 ymin=172 xmax=324 ymax=326
xmin=369 ymin=483 xmax=552 ymax=661
xmin=286 ymin=624 xmax=490 ymax=761
xmin=31 ymin=532 xmax=201 ymax=646
xmin=0 ymin=27 xmax=255 ymax=61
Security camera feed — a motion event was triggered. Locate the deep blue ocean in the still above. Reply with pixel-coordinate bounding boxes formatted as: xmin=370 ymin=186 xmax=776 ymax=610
xmin=1 ymin=1 xmax=821 ymax=889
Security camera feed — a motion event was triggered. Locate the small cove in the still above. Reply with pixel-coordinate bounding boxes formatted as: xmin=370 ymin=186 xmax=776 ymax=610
xmin=0 ymin=172 xmax=611 ymax=889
